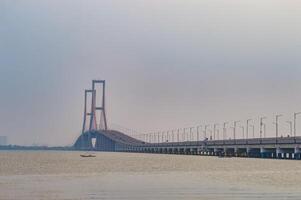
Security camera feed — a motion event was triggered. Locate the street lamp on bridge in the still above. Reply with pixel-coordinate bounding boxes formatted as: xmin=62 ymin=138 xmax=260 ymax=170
xmin=229 ymin=127 xmax=235 ymax=140
xmin=204 ymin=125 xmax=210 ymax=140
xmin=294 ymin=112 xmax=301 ymax=141
xmin=234 ymin=121 xmax=240 ymax=143
xmin=275 ymin=114 xmax=283 ymax=144
xmin=260 ymin=117 xmax=267 ymax=141
xmin=196 ymin=125 xmax=202 ymax=141
xmin=246 ymin=119 xmax=252 ymax=141
xmin=223 ymin=122 xmax=229 ymax=141
xmin=171 ymin=130 xmax=175 ymax=143
xmin=182 ymin=128 xmax=186 ymax=141
xmin=208 ymin=129 xmax=213 ymax=140
xmin=167 ymin=130 xmax=170 ymax=143
xmin=189 ymin=127 xmax=194 ymax=141
xmin=214 ymin=124 xmax=219 ymax=141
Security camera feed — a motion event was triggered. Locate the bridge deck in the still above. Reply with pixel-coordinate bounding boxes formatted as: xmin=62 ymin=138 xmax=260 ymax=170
xmin=119 ymin=136 xmax=301 ymax=160
xmin=74 ymin=130 xmax=301 ymax=159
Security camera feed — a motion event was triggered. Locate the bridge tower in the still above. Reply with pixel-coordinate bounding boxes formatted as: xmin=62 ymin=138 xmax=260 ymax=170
xmin=82 ymin=80 xmax=108 ymax=133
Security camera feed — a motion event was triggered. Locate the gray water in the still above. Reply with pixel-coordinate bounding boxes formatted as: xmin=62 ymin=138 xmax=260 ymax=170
xmin=1 ymin=151 xmax=301 ymax=200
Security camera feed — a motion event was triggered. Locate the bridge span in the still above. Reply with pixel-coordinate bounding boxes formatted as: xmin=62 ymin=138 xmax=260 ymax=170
xmin=75 ymin=129 xmax=301 ymax=159
xmin=74 ymin=80 xmax=301 ymax=160
xmin=121 ymin=136 xmax=301 ymax=159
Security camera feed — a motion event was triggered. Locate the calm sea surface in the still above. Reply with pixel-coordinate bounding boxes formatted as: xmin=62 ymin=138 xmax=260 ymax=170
xmin=1 ymin=151 xmax=301 ymax=200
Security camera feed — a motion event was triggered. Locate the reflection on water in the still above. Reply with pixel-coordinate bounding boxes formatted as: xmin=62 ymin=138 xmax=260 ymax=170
xmin=0 ymin=151 xmax=301 ymax=200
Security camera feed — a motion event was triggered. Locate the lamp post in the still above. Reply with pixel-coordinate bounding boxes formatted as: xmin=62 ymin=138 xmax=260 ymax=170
xmin=275 ymin=114 xmax=283 ymax=144
xmin=246 ymin=119 xmax=252 ymax=141
xmin=177 ymin=128 xmax=180 ymax=142
xmin=251 ymin=124 xmax=255 ymax=138
xmin=204 ymin=125 xmax=210 ymax=140
xmin=260 ymin=117 xmax=267 ymax=142
xmin=148 ymin=133 xmax=151 ymax=143
xmin=189 ymin=127 xmax=194 ymax=141
xmin=214 ymin=124 xmax=219 ymax=141
xmin=234 ymin=121 xmax=240 ymax=143
xmin=183 ymin=128 xmax=187 ymax=141
xmin=167 ymin=130 xmax=170 ymax=143
xmin=294 ymin=112 xmax=301 ymax=143
xmin=223 ymin=122 xmax=229 ymax=142
xmin=208 ymin=129 xmax=213 ymax=140
xmin=197 ymin=125 xmax=202 ymax=141
xmin=152 ymin=133 xmax=155 ymax=143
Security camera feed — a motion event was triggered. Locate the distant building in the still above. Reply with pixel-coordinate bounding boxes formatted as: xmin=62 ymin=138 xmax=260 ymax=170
xmin=0 ymin=136 xmax=7 ymax=146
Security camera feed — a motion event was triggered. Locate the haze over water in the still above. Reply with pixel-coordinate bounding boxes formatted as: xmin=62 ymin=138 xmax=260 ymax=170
xmin=2 ymin=0 xmax=301 ymax=199
xmin=1 ymin=151 xmax=301 ymax=200
xmin=2 ymin=0 xmax=301 ymax=146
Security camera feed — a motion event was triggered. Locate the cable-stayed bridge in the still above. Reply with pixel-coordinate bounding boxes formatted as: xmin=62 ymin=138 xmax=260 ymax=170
xmin=74 ymin=80 xmax=301 ymax=159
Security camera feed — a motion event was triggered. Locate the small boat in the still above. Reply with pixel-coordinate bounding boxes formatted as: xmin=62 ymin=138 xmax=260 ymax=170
xmin=80 ymin=154 xmax=96 ymax=158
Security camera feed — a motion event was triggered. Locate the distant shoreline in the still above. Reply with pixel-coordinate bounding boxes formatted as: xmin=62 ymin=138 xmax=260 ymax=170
xmin=0 ymin=145 xmax=73 ymax=151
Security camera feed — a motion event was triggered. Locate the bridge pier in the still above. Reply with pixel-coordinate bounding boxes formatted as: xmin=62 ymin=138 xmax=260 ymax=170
xmin=178 ymin=148 xmax=184 ymax=154
xmin=214 ymin=148 xmax=223 ymax=156
xmin=206 ymin=148 xmax=213 ymax=156
xmin=224 ymin=148 xmax=235 ymax=157
xmin=184 ymin=148 xmax=191 ymax=155
xmin=197 ymin=148 xmax=204 ymax=155
xmin=260 ymin=148 xmax=275 ymax=158
xmin=191 ymin=148 xmax=198 ymax=155
xmin=276 ymin=148 xmax=295 ymax=159
xmin=276 ymin=148 xmax=284 ymax=159
xmin=247 ymin=148 xmax=261 ymax=158
xmin=235 ymin=148 xmax=247 ymax=157
xmin=294 ymin=147 xmax=301 ymax=160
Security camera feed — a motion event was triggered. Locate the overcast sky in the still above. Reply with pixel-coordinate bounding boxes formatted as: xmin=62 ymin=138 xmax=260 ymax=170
xmin=1 ymin=0 xmax=301 ymax=146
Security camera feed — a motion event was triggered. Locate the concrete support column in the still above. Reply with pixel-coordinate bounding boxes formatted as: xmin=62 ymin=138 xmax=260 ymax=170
xmin=294 ymin=147 xmax=301 ymax=160
xmin=234 ymin=148 xmax=238 ymax=157
xmin=276 ymin=148 xmax=284 ymax=159
xmin=260 ymin=147 xmax=267 ymax=158
xmin=214 ymin=148 xmax=221 ymax=156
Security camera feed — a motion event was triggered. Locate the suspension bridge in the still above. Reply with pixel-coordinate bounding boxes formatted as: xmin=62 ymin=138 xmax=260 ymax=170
xmin=74 ymin=80 xmax=301 ymax=159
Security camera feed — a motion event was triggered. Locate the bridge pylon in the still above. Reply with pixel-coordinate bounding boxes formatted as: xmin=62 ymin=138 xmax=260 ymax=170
xmin=82 ymin=80 xmax=108 ymax=134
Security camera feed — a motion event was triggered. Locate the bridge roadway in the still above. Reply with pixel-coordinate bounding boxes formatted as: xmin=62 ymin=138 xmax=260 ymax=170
xmin=74 ymin=130 xmax=301 ymax=159
xmin=118 ymin=136 xmax=301 ymax=159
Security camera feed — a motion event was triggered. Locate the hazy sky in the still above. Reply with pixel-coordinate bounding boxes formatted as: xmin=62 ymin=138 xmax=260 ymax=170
xmin=1 ymin=0 xmax=301 ymax=146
